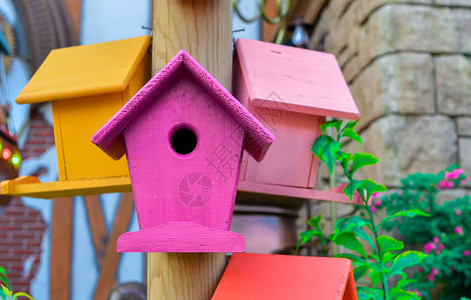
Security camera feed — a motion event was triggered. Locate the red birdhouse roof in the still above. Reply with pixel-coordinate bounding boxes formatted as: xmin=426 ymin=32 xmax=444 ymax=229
xmin=92 ymin=49 xmax=274 ymax=162
xmin=235 ymin=38 xmax=361 ymax=120
xmin=212 ymin=253 xmax=358 ymax=300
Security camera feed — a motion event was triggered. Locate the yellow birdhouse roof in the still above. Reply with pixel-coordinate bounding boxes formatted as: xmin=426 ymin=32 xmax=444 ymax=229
xmin=16 ymin=36 xmax=150 ymax=104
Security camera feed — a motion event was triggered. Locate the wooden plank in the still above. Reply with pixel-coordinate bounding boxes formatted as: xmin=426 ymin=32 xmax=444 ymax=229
xmin=261 ymin=0 xmax=278 ymax=42
xmin=84 ymin=195 xmax=108 ymax=268
xmin=63 ymin=0 xmax=82 ymax=41
xmin=93 ymin=193 xmax=134 ymax=300
xmin=237 ymin=181 xmax=363 ymax=205
xmin=148 ymin=253 xmax=226 ymax=300
xmin=153 ymin=0 xmax=232 ymax=90
xmin=0 ymin=175 xmax=132 ymax=198
xmin=50 ymin=197 xmax=73 ymax=300
xmin=150 ymin=1 xmax=232 ymax=299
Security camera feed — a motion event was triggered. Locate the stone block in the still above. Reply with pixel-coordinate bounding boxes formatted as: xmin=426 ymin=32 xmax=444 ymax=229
xmin=457 ymin=117 xmax=471 ymax=136
xmin=459 ymin=137 xmax=471 ymax=177
xmin=345 ymin=115 xmax=457 ymax=186
xmin=357 ymin=6 xmax=471 ymax=78
xmin=436 ymin=55 xmax=471 ymax=116
xmin=349 ymin=53 xmax=434 ymax=130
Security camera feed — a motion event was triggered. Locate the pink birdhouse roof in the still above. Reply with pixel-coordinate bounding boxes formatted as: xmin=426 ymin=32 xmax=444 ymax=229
xmin=235 ymin=38 xmax=361 ymax=120
xmin=92 ymin=49 xmax=274 ymax=162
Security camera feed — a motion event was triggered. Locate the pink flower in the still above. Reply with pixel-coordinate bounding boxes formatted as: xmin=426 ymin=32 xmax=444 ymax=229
xmin=426 ymin=267 xmax=439 ymax=281
xmin=433 ymin=237 xmax=440 ymax=243
xmin=375 ymin=200 xmax=382 ymax=207
xmin=435 ymin=243 xmax=445 ymax=255
xmin=371 ymin=205 xmax=377 ymax=213
xmin=424 ymin=242 xmax=436 ymax=254
xmin=455 ymin=208 xmax=462 ymax=216
xmin=372 ymin=192 xmax=379 ymax=198
xmin=437 ymin=180 xmax=453 ymax=189
xmin=412 ymin=289 xmax=422 ymax=297
xmin=455 ymin=226 xmax=464 ymax=235
xmin=445 ymin=169 xmax=463 ymax=180
xmin=463 ymin=250 xmax=470 ymax=257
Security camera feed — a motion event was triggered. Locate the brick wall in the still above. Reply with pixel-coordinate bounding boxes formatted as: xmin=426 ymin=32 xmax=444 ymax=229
xmin=0 ymin=109 xmax=53 ymax=293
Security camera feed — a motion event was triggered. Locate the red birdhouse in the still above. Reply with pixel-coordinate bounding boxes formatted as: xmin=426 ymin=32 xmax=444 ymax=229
xmin=234 ymin=39 xmax=361 ymax=201
xmin=212 ymin=253 xmax=358 ymax=300
xmin=92 ymin=50 xmax=274 ymax=253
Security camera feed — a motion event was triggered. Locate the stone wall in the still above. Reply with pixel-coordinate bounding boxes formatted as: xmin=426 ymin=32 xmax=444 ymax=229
xmin=309 ymin=0 xmax=471 ymax=231
xmin=310 ymin=0 xmax=471 ymax=185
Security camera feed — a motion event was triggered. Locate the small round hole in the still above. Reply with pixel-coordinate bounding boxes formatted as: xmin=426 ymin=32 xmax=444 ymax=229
xmin=171 ymin=128 xmax=197 ymax=155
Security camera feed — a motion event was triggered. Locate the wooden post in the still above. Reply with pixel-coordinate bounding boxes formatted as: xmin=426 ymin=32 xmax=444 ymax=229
xmin=50 ymin=198 xmax=73 ymax=300
xmin=149 ymin=1 xmax=232 ymax=299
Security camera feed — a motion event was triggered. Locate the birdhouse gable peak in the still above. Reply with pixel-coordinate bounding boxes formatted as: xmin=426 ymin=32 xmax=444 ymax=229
xmin=92 ymin=50 xmax=274 ymax=162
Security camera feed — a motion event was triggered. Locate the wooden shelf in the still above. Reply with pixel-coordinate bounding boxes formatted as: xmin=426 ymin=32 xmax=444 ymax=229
xmin=1 ymin=176 xmax=132 ymax=199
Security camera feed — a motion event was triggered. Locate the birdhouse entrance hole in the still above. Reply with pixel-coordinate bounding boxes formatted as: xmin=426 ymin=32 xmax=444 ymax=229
xmin=170 ymin=126 xmax=197 ymax=155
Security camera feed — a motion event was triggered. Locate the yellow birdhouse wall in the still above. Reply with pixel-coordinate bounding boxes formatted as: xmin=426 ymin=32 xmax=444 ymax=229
xmin=15 ymin=36 xmax=151 ymax=182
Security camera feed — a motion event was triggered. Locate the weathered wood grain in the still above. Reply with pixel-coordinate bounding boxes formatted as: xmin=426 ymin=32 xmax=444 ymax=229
xmin=50 ymin=197 xmax=73 ymax=300
xmin=93 ymin=193 xmax=134 ymax=300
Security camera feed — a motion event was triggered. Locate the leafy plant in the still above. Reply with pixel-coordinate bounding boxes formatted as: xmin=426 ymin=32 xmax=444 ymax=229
xmin=0 ymin=266 xmax=34 ymax=300
xmin=380 ymin=166 xmax=471 ymax=299
xmin=297 ymin=119 xmax=428 ymax=300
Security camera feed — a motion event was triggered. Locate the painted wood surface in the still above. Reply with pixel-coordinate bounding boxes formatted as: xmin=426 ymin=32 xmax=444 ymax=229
xmin=2 ymin=36 xmax=151 ymax=198
xmin=148 ymin=252 xmax=226 ymax=300
xmin=234 ymin=38 xmax=360 ymax=119
xmin=153 ymin=0 xmax=232 ymax=90
xmin=212 ymin=253 xmax=358 ymax=300
xmin=92 ymin=49 xmax=274 ymax=253
xmin=234 ymin=38 xmax=360 ymax=195
xmin=50 ymin=198 xmax=73 ymax=300
xmin=118 ymin=222 xmax=245 ymax=253
xmin=1 ymin=175 xmax=132 ymax=198
xmin=237 ymin=181 xmax=363 ymax=205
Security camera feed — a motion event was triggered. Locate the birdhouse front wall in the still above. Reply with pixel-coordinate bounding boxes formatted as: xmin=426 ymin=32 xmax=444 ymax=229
xmin=123 ymin=75 xmax=245 ymax=231
xmin=233 ymin=58 xmax=323 ymax=189
xmin=52 ymin=54 xmax=150 ymax=181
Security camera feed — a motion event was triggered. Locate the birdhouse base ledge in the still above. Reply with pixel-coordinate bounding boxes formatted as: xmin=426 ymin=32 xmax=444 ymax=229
xmin=117 ymin=222 xmax=245 ymax=253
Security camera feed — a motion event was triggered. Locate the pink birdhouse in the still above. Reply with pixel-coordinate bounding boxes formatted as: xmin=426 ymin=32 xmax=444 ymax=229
xmin=92 ymin=50 xmax=274 ymax=253
xmin=234 ymin=39 xmax=361 ymax=201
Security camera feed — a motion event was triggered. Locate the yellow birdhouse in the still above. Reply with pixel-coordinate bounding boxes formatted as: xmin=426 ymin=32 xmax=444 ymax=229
xmin=1 ymin=36 xmax=150 ymax=198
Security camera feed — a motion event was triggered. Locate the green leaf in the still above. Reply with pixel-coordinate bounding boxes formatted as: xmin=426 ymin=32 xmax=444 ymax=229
xmin=337 ymin=151 xmax=352 ymax=176
xmin=344 ymin=119 xmax=360 ymax=129
xmin=0 ymin=275 xmax=9 ymax=289
xmin=321 ymin=120 xmax=343 ymax=134
xmin=389 ymin=287 xmax=420 ymax=300
xmin=321 ymin=141 xmax=341 ymax=173
xmin=306 ymin=214 xmax=322 ymax=230
xmin=351 ymin=153 xmax=379 ymax=175
xmin=334 ymin=216 xmax=368 ymax=233
xmin=1 ymin=285 xmax=11 ymax=299
xmin=342 ymin=128 xmax=362 ymax=144
xmin=12 ymin=292 xmax=35 ymax=300
xmin=343 ymin=179 xmax=363 ymax=202
xmin=332 ymin=232 xmax=367 ymax=258
xmin=361 ymin=179 xmax=387 ymax=201
xmin=378 ymin=210 xmax=430 ymax=228
xmin=377 ymin=235 xmax=404 ymax=253
xmin=311 ymin=135 xmax=334 ymax=158
xmin=388 ymin=251 xmax=427 ymax=276
xmin=357 ymin=287 xmax=383 ymax=300
xmin=353 ymin=264 xmax=370 ymax=281
xmin=369 ymin=263 xmax=386 ymax=288
xmin=334 ymin=253 xmax=367 ymax=264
